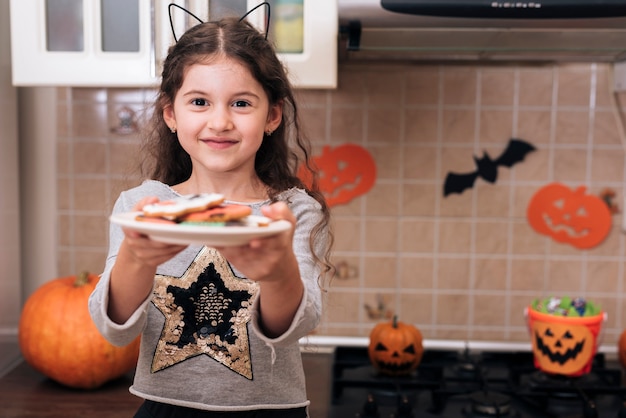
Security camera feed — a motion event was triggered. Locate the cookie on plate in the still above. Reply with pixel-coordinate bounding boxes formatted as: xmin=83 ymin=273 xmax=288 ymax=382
xmin=141 ymin=193 xmax=225 ymax=220
xmin=179 ymin=204 xmax=253 ymax=223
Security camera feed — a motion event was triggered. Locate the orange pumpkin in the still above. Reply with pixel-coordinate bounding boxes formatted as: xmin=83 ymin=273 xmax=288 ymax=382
xmin=298 ymin=144 xmax=376 ymax=207
xmin=368 ymin=315 xmax=423 ymax=376
xmin=527 ymin=183 xmax=612 ymax=249
xmin=18 ymin=272 xmax=141 ymax=389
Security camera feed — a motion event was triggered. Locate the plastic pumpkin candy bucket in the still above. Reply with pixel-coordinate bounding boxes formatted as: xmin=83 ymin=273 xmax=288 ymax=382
xmin=525 ymin=306 xmax=606 ymax=376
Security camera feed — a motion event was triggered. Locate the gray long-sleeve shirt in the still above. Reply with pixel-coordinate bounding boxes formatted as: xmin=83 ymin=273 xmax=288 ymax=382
xmin=88 ymin=180 xmax=325 ymax=413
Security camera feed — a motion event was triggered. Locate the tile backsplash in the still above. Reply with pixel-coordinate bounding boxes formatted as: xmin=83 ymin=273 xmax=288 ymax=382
xmin=56 ymin=62 xmax=626 ymax=345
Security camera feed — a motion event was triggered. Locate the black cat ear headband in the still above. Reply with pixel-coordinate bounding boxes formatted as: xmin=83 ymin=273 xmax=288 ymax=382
xmin=168 ymin=2 xmax=271 ymax=43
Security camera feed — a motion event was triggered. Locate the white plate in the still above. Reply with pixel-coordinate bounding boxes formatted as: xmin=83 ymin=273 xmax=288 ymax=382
xmin=110 ymin=212 xmax=291 ymax=247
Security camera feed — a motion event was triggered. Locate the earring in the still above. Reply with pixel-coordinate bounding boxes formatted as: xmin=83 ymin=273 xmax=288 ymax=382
xmin=170 ymin=127 xmax=176 ymax=134
xmin=265 ymin=129 xmax=273 ymax=136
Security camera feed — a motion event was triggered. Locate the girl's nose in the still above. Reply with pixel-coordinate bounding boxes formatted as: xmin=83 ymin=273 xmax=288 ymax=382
xmin=207 ymin=105 xmax=234 ymax=132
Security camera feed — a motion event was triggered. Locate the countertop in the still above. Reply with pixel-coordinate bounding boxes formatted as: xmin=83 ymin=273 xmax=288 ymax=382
xmin=0 ymin=338 xmax=333 ymax=418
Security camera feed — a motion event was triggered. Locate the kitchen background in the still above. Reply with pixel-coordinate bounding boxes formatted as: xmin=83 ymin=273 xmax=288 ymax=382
xmin=50 ymin=61 xmax=626 ymax=346
xmin=4 ymin=0 xmax=626 ymax=356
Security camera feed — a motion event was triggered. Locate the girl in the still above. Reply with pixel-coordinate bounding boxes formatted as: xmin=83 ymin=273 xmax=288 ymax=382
xmin=88 ymin=16 xmax=332 ymax=418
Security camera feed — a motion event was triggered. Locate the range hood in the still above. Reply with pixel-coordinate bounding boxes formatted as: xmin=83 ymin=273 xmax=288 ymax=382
xmin=338 ymin=0 xmax=626 ymax=62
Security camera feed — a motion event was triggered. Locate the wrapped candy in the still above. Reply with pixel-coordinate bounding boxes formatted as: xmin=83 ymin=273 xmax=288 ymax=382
xmin=571 ymin=297 xmax=587 ymax=316
xmin=532 ymin=296 xmax=599 ymax=317
xmin=546 ymin=297 xmax=561 ymax=314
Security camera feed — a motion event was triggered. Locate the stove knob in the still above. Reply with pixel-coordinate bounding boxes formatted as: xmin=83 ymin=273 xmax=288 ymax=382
xmin=394 ymin=395 xmax=414 ymax=418
xmin=583 ymin=399 xmax=597 ymax=418
xmin=361 ymin=394 xmax=380 ymax=418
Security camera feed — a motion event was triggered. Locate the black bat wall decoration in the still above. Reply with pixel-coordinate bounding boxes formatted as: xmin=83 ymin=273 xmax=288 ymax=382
xmin=443 ymin=138 xmax=536 ymax=197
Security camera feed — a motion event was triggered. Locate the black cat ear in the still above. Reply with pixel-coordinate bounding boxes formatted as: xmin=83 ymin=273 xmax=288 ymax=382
xmin=168 ymin=2 xmax=271 ymax=43
xmin=239 ymin=2 xmax=271 ymax=40
xmin=168 ymin=3 xmax=204 ymax=43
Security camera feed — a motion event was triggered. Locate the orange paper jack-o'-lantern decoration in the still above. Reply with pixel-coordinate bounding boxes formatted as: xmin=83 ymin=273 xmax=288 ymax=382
xmin=527 ymin=183 xmax=612 ymax=249
xmin=298 ymin=144 xmax=376 ymax=207
xmin=368 ymin=316 xmax=424 ymax=376
xmin=527 ymin=307 xmax=604 ymax=376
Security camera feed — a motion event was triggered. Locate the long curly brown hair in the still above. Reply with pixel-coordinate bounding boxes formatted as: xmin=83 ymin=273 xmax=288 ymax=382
xmin=140 ymin=17 xmax=333 ymax=287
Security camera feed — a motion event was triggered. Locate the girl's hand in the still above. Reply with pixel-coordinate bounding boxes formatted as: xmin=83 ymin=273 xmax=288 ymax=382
xmin=109 ymin=196 xmax=188 ymax=324
xmin=214 ymin=201 xmax=298 ymax=283
xmin=216 ymin=202 xmax=303 ymax=337
xmin=120 ymin=196 xmax=187 ymax=268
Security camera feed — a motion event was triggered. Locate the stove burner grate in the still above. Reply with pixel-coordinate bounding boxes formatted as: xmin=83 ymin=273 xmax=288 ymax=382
xmin=526 ymin=370 xmax=601 ymax=399
xmin=329 ymin=346 xmax=626 ymax=418
xmin=462 ymin=391 xmax=520 ymax=417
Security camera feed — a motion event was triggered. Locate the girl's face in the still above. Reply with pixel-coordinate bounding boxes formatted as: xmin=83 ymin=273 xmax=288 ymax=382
xmin=163 ymin=56 xmax=282 ymax=178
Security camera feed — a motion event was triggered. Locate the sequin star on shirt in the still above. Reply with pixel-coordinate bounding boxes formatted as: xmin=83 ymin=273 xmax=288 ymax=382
xmin=151 ymin=247 xmax=258 ymax=379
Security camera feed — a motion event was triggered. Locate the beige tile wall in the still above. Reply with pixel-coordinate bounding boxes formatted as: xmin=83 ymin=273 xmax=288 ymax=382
xmin=57 ymin=62 xmax=626 ymax=345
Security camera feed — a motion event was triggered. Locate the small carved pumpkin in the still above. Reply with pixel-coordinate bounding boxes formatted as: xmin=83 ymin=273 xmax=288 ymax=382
xmin=528 ymin=307 xmax=603 ymax=376
xmin=368 ymin=315 xmax=423 ymax=376
xmin=527 ymin=183 xmax=612 ymax=249
xmin=18 ymin=272 xmax=141 ymax=389
xmin=298 ymin=144 xmax=376 ymax=207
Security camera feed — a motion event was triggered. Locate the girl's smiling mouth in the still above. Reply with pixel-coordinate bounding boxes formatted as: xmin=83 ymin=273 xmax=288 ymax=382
xmin=202 ymin=137 xmax=238 ymax=149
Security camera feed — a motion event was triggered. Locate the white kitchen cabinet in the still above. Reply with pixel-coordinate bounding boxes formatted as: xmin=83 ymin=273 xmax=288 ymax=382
xmin=267 ymin=0 xmax=338 ymax=88
xmin=10 ymin=0 xmax=337 ymax=88
xmin=11 ymin=0 xmax=155 ymax=87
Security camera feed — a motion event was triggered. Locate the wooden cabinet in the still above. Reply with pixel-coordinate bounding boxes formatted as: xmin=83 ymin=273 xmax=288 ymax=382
xmin=10 ymin=0 xmax=337 ymax=88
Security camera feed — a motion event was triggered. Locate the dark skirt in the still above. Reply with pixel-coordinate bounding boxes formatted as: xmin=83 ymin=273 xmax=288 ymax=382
xmin=133 ymin=400 xmax=308 ymax=418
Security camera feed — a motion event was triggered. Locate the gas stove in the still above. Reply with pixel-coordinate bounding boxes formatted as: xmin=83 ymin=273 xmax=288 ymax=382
xmin=329 ymin=346 xmax=626 ymax=418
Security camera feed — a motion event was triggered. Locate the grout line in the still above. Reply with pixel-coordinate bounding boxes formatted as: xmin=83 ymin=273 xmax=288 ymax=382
xmin=504 ymin=69 xmax=521 ymax=339
xmin=67 ymin=87 xmax=76 ymax=275
xmin=431 ymin=65 xmax=445 ymax=333
xmin=467 ymin=67 xmax=482 ymax=338
xmin=358 ymin=79 xmax=368 ymax=326
xmin=541 ymin=66 xmax=560 ymax=296
xmin=325 ymin=90 xmax=332 ymax=144
xmin=581 ymin=64 xmax=598 ymax=295
xmin=396 ymin=70 xmax=407 ymax=320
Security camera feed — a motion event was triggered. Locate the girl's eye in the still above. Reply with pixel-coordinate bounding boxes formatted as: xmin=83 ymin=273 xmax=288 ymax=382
xmin=233 ymin=100 xmax=250 ymax=108
xmin=191 ymin=98 xmax=208 ymax=106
